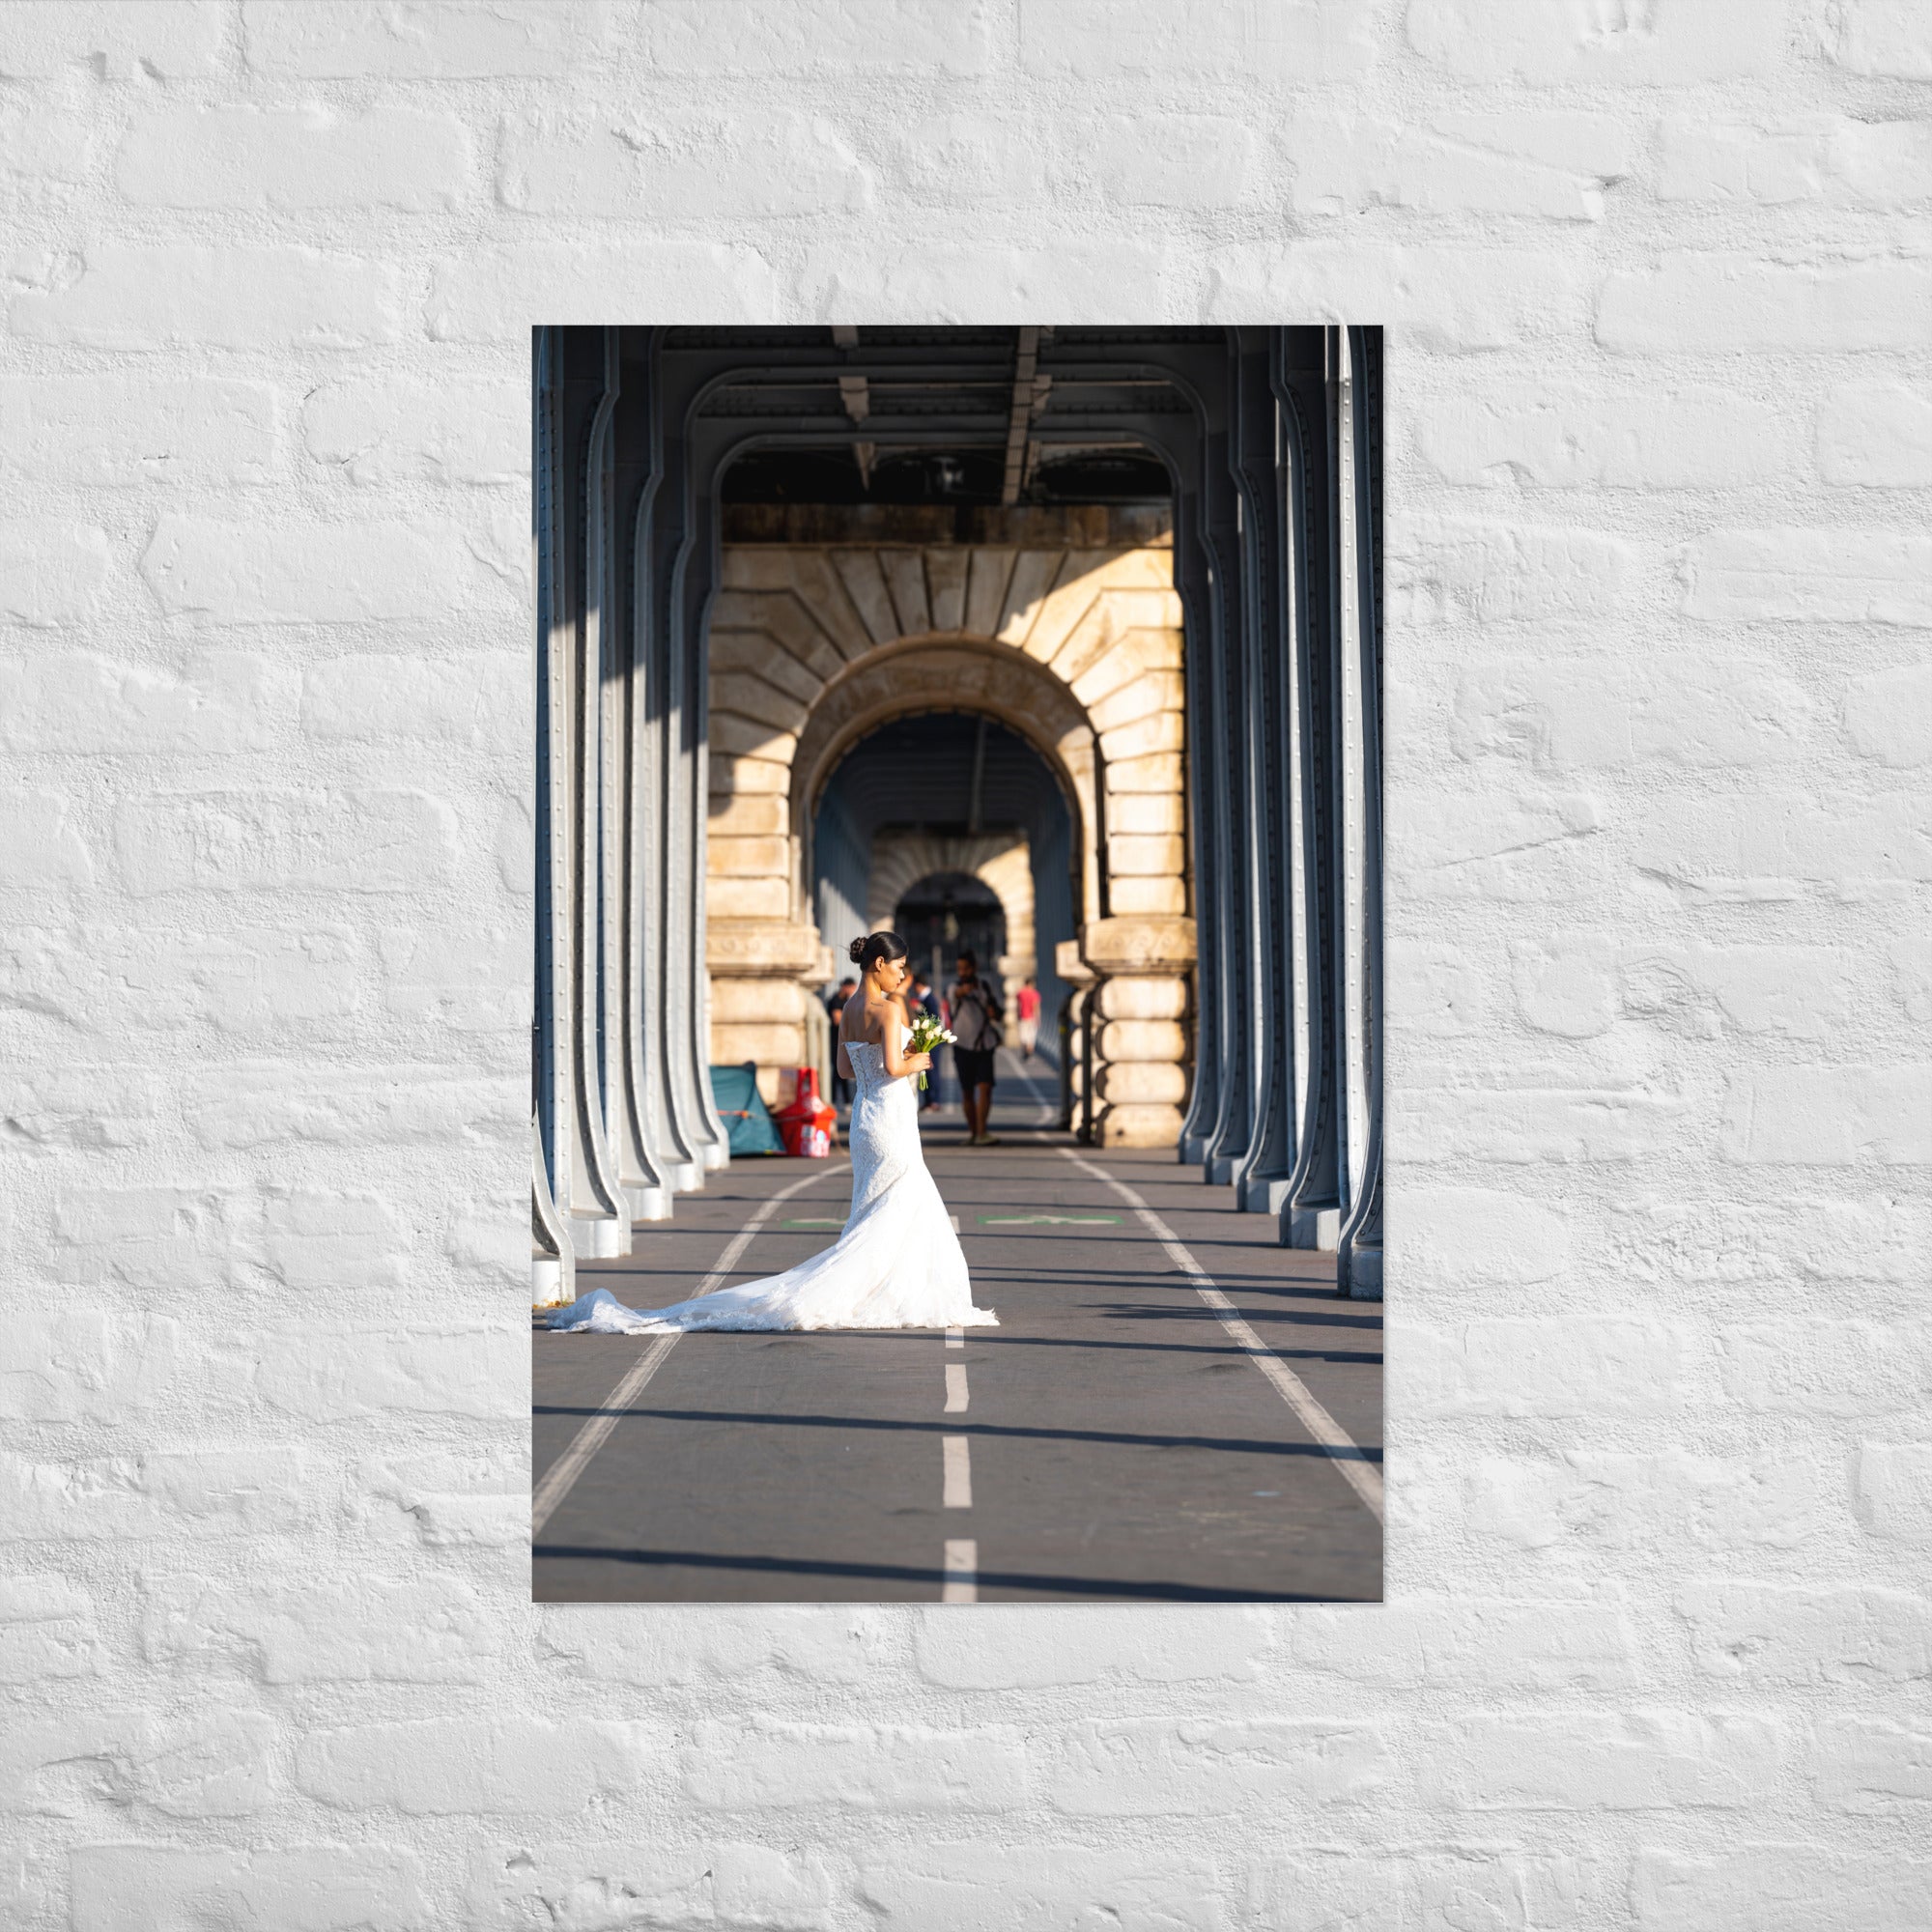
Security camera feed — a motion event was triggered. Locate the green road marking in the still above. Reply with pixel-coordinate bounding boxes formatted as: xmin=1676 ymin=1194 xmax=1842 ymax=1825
xmin=782 ymin=1217 xmax=846 ymax=1229
xmin=978 ymin=1212 xmax=1121 ymax=1226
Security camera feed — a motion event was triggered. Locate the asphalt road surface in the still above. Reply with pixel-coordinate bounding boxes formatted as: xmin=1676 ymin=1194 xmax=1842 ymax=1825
xmin=532 ymin=1054 xmax=1382 ymax=1604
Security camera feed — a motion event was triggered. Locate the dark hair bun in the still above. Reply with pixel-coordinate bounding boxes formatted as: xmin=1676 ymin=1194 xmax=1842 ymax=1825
xmin=849 ymin=928 xmax=910 ymax=973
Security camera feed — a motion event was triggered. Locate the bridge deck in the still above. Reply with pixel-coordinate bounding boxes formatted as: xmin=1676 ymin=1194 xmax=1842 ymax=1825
xmin=532 ymin=1065 xmax=1381 ymax=1605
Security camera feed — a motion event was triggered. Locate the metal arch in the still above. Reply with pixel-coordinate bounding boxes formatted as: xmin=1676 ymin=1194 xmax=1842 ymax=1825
xmin=1034 ymin=322 xmax=1352 ymax=1225
xmin=1336 ymin=325 xmax=1385 ymax=1299
xmin=665 ymin=370 xmax=737 ymax=1172
xmin=620 ymin=328 xmax=700 ymax=1191
xmin=1196 ymin=406 xmax=1253 ymax=1187
xmin=545 ymin=327 xmax=628 ymax=1243
xmin=582 ymin=328 xmax=680 ymax=1224
xmin=633 ymin=332 xmax=1223 ymax=1182
xmin=639 ymin=327 xmax=726 ymax=1179
xmin=666 ymin=344 xmax=1224 ymax=1166
xmin=1171 ymin=479 xmax=1219 ymax=1164
xmin=571 ymin=334 xmax=632 ymax=1234
xmin=1273 ymin=337 xmax=1346 ymax=1246
xmin=605 ymin=332 xmax=672 ymax=1216
xmin=563 ymin=326 xmax=1326 ymax=1172
xmin=531 ymin=328 xmax=568 ymax=1251
xmin=1229 ymin=327 xmax=1298 ymax=1212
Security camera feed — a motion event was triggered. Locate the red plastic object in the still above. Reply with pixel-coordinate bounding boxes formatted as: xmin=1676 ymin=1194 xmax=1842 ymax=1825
xmin=773 ymin=1066 xmax=837 ymax=1157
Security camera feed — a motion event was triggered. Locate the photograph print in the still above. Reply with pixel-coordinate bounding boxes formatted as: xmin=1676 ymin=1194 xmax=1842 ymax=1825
xmin=529 ymin=326 xmax=1383 ymax=1605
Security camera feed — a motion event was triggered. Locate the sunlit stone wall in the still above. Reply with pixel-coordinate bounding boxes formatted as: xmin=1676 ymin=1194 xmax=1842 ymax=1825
xmin=705 ymin=506 xmax=1194 ymax=1142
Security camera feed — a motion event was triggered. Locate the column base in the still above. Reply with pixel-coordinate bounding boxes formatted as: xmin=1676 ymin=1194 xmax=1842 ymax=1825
xmin=700 ymin=1139 xmax=729 ymax=1173
xmin=1340 ymin=1243 xmax=1383 ymax=1300
xmin=1239 ymin=1176 xmax=1293 ymax=1215
xmin=666 ymin=1160 xmax=700 ymax=1193
xmin=1285 ymin=1206 xmax=1342 ymax=1252
xmin=574 ymin=1213 xmax=629 ymax=1259
xmin=627 ymin=1185 xmax=670 ymax=1222
xmin=531 ymin=1257 xmax=565 ymax=1306
xmin=1206 ymin=1154 xmax=1237 ymax=1186
xmin=1179 ymin=1134 xmax=1208 ymax=1164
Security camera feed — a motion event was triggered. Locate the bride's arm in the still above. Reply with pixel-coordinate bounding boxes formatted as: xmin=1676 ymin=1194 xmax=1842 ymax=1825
xmin=884 ymin=1036 xmax=931 ymax=1079
xmin=881 ymin=995 xmax=930 ymax=1080
xmin=836 ymin=1030 xmax=853 ymax=1081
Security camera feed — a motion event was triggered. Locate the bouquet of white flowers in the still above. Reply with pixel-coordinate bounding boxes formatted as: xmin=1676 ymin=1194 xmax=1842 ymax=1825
xmin=906 ymin=1009 xmax=954 ymax=1090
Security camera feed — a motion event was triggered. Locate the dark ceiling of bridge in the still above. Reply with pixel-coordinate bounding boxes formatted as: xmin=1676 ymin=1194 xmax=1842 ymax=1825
xmin=721 ymin=442 xmax=1170 ymax=505
xmin=691 ymin=324 xmax=1188 ymax=507
xmin=817 ymin=710 xmax=1071 ymax=840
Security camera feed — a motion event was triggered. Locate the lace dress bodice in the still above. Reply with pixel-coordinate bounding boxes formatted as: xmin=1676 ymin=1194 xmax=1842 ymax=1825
xmin=843 ymin=1033 xmax=900 ymax=1101
xmin=842 ymin=1025 xmax=919 ymax=1197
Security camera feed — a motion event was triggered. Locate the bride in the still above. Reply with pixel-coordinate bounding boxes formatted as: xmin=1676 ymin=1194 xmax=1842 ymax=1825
xmin=549 ymin=930 xmax=998 ymax=1335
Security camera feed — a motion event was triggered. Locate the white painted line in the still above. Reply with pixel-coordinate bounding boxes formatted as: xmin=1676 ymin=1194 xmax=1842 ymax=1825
xmin=949 ymin=1213 xmax=960 ymax=1232
xmin=942 ymin=1538 xmax=978 ymax=1604
xmin=945 ymin=1325 xmax=964 ymax=1349
xmin=942 ymin=1435 xmax=973 ymax=1508
xmin=981 ymin=1212 xmax=1118 ymax=1225
xmin=1056 ymin=1148 xmax=1384 ymax=1525
xmin=532 ymin=1162 xmax=850 ymax=1538
xmin=945 ymin=1363 xmax=969 ymax=1412
xmin=531 ymin=1333 xmax=678 ymax=1536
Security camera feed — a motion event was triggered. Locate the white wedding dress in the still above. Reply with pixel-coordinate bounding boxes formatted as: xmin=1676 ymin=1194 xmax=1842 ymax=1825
xmin=549 ymin=1025 xmax=998 ymax=1334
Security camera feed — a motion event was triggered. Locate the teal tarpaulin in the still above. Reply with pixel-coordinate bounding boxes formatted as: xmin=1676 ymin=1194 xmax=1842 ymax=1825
xmin=709 ymin=1062 xmax=784 ymax=1156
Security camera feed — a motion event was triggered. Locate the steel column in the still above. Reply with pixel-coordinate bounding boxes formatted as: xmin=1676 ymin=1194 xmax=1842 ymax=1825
xmin=1173 ymin=483 xmax=1219 ymax=1165
xmin=639 ymin=330 xmax=711 ymax=1188
xmin=537 ymin=327 xmax=629 ymax=1261
xmin=1336 ymin=326 xmax=1384 ymax=1298
xmin=1198 ymin=423 xmax=1252 ymax=1188
xmin=1230 ymin=329 xmax=1296 ymax=1211
xmin=597 ymin=329 xmax=671 ymax=1221
xmin=1276 ymin=336 xmax=1345 ymax=1249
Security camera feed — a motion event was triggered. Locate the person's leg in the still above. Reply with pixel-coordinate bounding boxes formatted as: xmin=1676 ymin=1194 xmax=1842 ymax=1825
xmin=959 ymin=1053 xmax=984 ymax=1138
xmin=972 ymin=1082 xmax=994 ymax=1141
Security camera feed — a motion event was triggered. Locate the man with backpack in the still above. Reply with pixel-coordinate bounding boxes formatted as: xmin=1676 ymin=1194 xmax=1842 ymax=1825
xmin=946 ymin=951 xmax=1004 ymax=1147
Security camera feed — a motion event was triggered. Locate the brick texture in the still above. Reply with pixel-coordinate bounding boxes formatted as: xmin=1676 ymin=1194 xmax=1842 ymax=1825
xmin=2 ymin=2 xmax=1926 ymax=1925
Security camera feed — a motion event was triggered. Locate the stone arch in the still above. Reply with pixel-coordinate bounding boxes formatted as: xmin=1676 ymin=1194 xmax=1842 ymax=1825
xmin=708 ymin=537 xmax=1190 ymax=938
xmin=870 ymin=839 xmax=1032 ymax=942
xmin=705 ymin=528 xmax=1193 ymax=1142
xmin=790 ymin=636 xmax=1100 ymax=930
xmin=869 ymin=835 xmax=1037 ymax=1010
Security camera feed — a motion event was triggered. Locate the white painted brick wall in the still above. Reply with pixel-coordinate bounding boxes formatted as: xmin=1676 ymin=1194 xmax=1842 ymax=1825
xmin=1 ymin=1 xmax=1926 ymax=1923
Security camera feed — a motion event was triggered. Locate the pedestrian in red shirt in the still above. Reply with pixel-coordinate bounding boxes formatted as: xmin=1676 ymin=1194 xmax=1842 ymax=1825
xmin=1016 ymin=977 xmax=1040 ymax=1061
